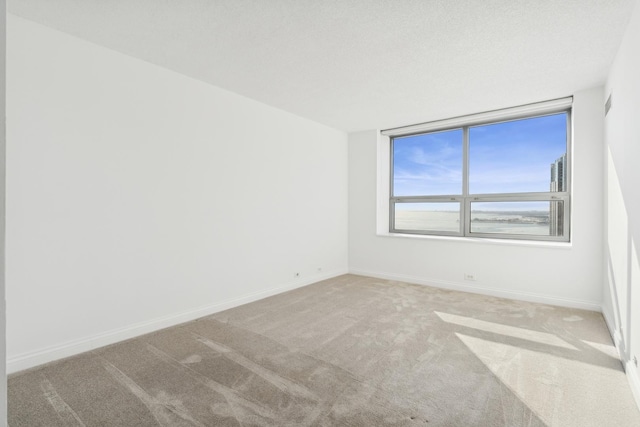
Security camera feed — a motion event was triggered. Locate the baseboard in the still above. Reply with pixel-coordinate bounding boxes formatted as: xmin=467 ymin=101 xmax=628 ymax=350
xmin=601 ymin=308 xmax=616 ymax=341
xmin=601 ymin=298 xmax=640 ymax=413
xmin=7 ymin=268 xmax=348 ymax=374
xmin=601 ymin=308 xmax=624 ymax=356
xmin=349 ymin=269 xmax=602 ymax=311
xmin=604 ymin=308 xmax=640 ymax=412
xmin=626 ymin=361 xmax=640 ymax=413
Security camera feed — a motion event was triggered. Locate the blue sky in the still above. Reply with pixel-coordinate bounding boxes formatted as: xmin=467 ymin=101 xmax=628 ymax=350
xmin=393 ymin=128 xmax=463 ymax=196
xmin=393 ymin=113 xmax=567 ymax=210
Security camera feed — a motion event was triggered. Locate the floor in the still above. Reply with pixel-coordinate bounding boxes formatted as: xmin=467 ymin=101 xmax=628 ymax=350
xmin=8 ymin=274 xmax=640 ymax=426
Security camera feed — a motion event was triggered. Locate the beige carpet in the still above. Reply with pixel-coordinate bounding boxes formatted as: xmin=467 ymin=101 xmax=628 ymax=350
xmin=8 ymin=274 xmax=640 ymax=426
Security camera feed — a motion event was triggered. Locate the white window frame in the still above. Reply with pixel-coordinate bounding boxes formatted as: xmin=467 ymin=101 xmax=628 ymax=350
xmin=381 ymin=97 xmax=572 ymax=243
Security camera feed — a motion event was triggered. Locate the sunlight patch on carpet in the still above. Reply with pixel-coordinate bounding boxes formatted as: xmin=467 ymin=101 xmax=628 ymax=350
xmin=436 ymin=311 xmax=577 ymax=350
xmin=456 ymin=333 xmax=637 ymax=427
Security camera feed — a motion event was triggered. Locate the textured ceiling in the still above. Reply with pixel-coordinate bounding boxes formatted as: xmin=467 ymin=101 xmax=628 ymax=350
xmin=8 ymin=0 xmax=636 ymax=132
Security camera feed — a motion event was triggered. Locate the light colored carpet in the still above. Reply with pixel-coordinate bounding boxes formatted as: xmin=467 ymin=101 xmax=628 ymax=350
xmin=8 ymin=274 xmax=640 ymax=426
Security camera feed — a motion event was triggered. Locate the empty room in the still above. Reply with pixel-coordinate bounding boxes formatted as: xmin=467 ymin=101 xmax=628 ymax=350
xmin=2 ymin=0 xmax=640 ymax=426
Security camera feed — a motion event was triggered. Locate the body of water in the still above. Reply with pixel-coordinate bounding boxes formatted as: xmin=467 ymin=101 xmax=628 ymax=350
xmin=394 ymin=210 xmax=551 ymax=236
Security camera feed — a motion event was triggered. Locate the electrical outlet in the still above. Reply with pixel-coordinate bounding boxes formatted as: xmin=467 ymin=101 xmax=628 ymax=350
xmin=464 ymin=273 xmax=476 ymax=281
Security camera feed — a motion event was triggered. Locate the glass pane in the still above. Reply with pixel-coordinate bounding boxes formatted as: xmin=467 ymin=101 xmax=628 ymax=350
xmin=469 ymin=113 xmax=567 ymax=194
xmin=470 ymin=201 xmax=565 ymax=236
xmin=394 ymin=202 xmax=461 ymax=233
xmin=393 ymin=129 xmax=463 ymax=196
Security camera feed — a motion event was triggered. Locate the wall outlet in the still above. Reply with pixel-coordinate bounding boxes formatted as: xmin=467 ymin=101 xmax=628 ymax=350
xmin=464 ymin=273 xmax=476 ymax=281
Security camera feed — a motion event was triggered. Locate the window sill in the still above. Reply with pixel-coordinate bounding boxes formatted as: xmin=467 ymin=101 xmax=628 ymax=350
xmin=377 ymin=231 xmax=573 ymax=249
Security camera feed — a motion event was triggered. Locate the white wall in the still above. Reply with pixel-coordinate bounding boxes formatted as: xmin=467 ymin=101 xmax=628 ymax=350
xmin=349 ymin=87 xmax=604 ymax=309
xmin=1 ymin=0 xmax=6 ymax=424
xmin=603 ymin=0 xmax=640 ymax=405
xmin=6 ymin=15 xmax=348 ymax=372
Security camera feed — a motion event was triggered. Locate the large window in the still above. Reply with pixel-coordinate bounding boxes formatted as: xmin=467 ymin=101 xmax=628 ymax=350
xmin=387 ymin=99 xmax=571 ymax=242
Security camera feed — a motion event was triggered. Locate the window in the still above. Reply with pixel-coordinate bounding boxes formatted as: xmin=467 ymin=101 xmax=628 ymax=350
xmin=385 ymin=98 xmax=571 ymax=242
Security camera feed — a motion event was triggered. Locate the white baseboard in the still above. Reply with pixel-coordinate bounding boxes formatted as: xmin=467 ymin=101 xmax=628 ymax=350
xmin=605 ymin=308 xmax=640 ymax=412
xmin=601 ymin=308 xmax=624 ymax=357
xmin=601 ymin=308 xmax=616 ymax=341
xmin=7 ymin=268 xmax=347 ymax=374
xmin=592 ymin=294 xmax=640 ymax=413
xmin=626 ymin=361 xmax=640 ymax=413
xmin=349 ymin=269 xmax=602 ymax=311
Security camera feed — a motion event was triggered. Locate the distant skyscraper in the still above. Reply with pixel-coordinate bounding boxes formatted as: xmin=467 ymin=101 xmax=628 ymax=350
xmin=550 ymin=153 xmax=567 ymax=192
xmin=549 ymin=154 xmax=567 ymax=236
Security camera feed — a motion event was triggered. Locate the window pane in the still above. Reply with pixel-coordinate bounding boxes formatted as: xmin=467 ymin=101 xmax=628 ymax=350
xmin=394 ymin=202 xmax=460 ymax=233
xmin=470 ymin=201 xmax=565 ymax=236
xmin=469 ymin=114 xmax=567 ymax=194
xmin=393 ymin=129 xmax=463 ymax=196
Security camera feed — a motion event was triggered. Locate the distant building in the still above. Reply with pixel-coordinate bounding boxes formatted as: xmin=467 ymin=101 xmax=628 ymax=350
xmin=549 ymin=154 xmax=567 ymax=236
xmin=550 ymin=153 xmax=567 ymax=192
